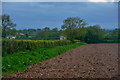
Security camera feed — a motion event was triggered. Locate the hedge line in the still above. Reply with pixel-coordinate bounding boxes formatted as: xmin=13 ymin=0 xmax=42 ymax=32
xmin=2 ymin=39 xmax=72 ymax=56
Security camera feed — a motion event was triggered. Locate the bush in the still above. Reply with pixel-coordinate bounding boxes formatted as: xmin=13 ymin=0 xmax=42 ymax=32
xmin=2 ymin=39 xmax=72 ymax=56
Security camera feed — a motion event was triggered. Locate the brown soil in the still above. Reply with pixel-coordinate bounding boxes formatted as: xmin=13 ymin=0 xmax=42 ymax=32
xmin=4 ymin=44 xmax=119 ymax=78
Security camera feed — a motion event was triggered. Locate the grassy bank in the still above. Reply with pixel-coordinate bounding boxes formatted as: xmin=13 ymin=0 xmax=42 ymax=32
xmin=2 ymin=42 xmax=86 ymax=76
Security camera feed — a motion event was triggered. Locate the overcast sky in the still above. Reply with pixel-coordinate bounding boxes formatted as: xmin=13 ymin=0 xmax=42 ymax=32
xmin=2 ymin=2 xmax=118 ymax=30
xmin=2 ymin=0 xmax=117 ymax=2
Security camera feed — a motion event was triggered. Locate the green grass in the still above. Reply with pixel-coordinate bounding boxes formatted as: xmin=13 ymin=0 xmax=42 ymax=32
xmin=2 ymin=42 xmax=86 ymax=76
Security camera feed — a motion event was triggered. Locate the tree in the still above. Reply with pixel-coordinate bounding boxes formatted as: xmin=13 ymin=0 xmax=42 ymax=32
xmin=118 ymin=28 xmax=120 ymax=40
xmin=36 ymin=30 xmax=44 ymax=40
xmin=61 ymin=17 xmax=87 ymax=42
xmin=43 ymin=27 xmax=50 ymax=31
xmin=52 ymin=28 xmax=58 ymax=32
xmin=75 ymin=27 xmax=87 ymax=41
xmin=2 ymin=14 xmax=16 ymax=38
xmin=85 ymin=25 xmax=105 ymax=43
xmin=42 ymin=27 xmax=50 ymax=40
xmin=8 ymin=28 xmax=18 ymax=36
xmin=109 ymin=29 xmax=118 ymax=41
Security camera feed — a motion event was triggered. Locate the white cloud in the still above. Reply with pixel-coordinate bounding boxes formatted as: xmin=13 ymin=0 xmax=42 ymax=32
xmin=2 ymin=0 xmax=118 ymax=2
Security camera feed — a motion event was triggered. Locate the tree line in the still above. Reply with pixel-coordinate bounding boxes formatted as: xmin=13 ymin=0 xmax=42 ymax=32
xmin=2 ymin=14 xmax=120 ymax=43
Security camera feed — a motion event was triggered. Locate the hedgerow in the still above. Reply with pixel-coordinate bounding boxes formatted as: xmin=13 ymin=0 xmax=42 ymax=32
xmin=2 ymin=39 xmax=72 ymax=56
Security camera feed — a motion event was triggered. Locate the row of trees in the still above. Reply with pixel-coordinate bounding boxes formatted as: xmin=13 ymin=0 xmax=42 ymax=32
xmin=61 ymin=17 xmax=119 ymax=43
xmin=1 ymin=15 xmax=119 ymax=43
xmin=18 ymin=27 xmax=61 ymax=40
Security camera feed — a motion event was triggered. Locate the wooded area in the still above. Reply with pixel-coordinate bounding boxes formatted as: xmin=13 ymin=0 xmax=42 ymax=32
xmin=2 ymin=14 xmax=119 ymax=43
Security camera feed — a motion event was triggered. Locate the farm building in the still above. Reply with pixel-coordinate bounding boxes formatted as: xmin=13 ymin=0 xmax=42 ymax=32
xmin=17 ymin=33 xmax=25 ymax=36
xmin=7 ymin=35 xmax=16 ymax=39
xmin=60 ymin=36 xmax=67 ymax=40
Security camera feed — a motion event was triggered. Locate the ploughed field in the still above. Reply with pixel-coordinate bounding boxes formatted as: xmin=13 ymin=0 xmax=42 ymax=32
xmin=4 ymin=44 xmax=119 ymax=78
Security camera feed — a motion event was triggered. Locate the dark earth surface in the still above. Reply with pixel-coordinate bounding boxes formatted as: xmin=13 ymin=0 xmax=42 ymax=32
xmin=4 ymin=44 xmax=119 ymax=78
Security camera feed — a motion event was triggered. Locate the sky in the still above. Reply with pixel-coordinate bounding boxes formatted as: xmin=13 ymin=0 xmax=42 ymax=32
xmin=2 ymin=0 xmax=117 ymax=2
xmin=2 ymin=2 xmax=118 ymax=30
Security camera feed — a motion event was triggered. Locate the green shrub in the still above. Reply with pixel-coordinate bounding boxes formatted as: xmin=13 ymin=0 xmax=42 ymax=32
xmin=2 ymin=39 xmax=72 ymax=56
